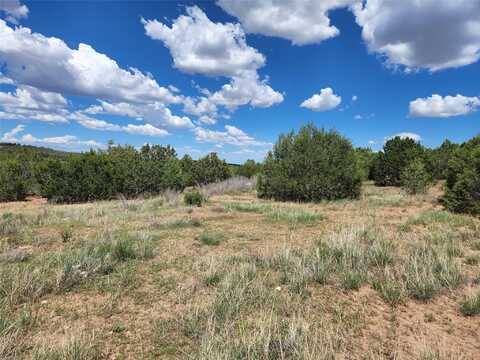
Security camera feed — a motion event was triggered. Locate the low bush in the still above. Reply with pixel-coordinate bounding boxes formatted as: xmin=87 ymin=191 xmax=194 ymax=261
xmin=184 ymin=189 xmax=204 ymax=207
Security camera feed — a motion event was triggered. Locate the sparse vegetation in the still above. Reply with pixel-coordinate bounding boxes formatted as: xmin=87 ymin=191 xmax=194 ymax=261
xmin=1 ymin=144 xmax=480 ymax=358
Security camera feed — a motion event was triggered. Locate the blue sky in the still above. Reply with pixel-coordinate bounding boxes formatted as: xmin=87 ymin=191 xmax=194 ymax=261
xmin=1 ymin=0 xmax=480 ymax=163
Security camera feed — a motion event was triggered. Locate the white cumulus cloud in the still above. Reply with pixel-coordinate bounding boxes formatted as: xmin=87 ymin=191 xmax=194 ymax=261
xmin=142 ymin=6 xmax=283 ymax=122
xmin=353 ymin=0 xmax=480 ymax=71
xmin=387 ymin=132 xmax=422 ymax=142
xmin=0 ymin=0 xmax=28 ymax=23
xmin=301 ymin=87 xmax=342 ymax=112
xmin=0 ymin=20 xmax=180 ymax=104
xmin=409 ymin=94 xmax=480 ymax=118
xmin=0 ymin=85 xmax=69 ymax=122
xmin=1 ymin=124 xmax=104 ymax=150
xmin=70 ymin=113 xmax=169 ymax=137
xmin=142 ymin=6 xmax=265 ymax=77
xmin=217 ymin=0 xmax=358 ymax=45
xmin=194 ymin=125 xmax=270 ymax=147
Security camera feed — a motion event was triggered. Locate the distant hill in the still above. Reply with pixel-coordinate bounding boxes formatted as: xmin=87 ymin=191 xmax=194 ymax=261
xmin=0 ymin=143 xmax=75 ymax=160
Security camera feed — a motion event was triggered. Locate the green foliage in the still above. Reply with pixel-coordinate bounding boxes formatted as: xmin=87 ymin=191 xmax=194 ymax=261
xmin=196 ymin=232 xmax=224 ymax=246
xmin=181 ymin=152 xmax=231 ymax=186
xmin=0 ymin=142 xmax=73 ymax=196
xmin=235 ymin=159 xmax=262 ymax=178
xmin=184 ymin=189 xmax=204 ymax=207
xmin=355 ymin=147 xmax=377 ymax=181
xmin=34 ymin=144 xmax=186 ymax=203
xmin=444 ymin=136 xmax=480 ymax=214
xmin=424 ymin=140 xmax=459 ymax=180
xmin=0 ymin=159 xmax=28 ymax=201
xmin=373 ymin=136 xmax=425 ymax=186
xmin=459 ymin=292 xmax=480 ymax=316
xmin=257 ymin=125 xmax=362 ymax=202
xmin=401 ymin=158 xmax=432 ymax=194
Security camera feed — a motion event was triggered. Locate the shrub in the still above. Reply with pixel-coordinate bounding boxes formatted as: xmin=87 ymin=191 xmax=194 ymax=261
xmin=373 ymin=136 xmax=425 ymax=187
xmin=184 ymin=189 xmax=204 ymax=207
xmin=444 ymin=136 xmax=480 ymax=214
xmin=257 ymin=125 xmax=362 ymax=202
xmin=235 ymin=159 xmax=262 ymax=178
xmin=0 ymin=160 xmax=28 ymax=202
xmin=401 ymin=158 xmax=431 ymax=194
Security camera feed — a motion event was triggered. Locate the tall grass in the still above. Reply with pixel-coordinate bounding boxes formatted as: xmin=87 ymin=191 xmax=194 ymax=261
xmin=199 ymin=176 xmax=256 ymax=199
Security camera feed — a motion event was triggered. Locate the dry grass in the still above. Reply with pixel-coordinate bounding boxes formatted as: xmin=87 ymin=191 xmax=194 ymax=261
xmin=0 ymin=182 xmax=479 ymax=358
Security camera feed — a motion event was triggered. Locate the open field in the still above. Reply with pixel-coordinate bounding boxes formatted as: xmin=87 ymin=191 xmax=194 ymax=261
xmin=1 ymin=182 xmax=480 ymax=359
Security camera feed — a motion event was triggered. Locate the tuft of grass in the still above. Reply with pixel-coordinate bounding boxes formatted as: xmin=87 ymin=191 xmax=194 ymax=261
xmin=465 ymin=255 xmax=480 ymax=266
xmin=196 ymin=232 xmax=224 ymax=246
xmin=224 ymin=202 xmax=272 ymax=214
xmin=403 ymin=246 xmax=463 ymax=301
xmin=57 ymin=232 xmax=154 ymax=292
xmin=404 ymin=210 xmax=474 ymax=230
xmin=266 ymin=207 xmax=323 ymax=224
xmin=155 ymin=217 xmax=202 ymax=230
xmin=225 ymin=202 xmax=322 ymax=224
xmin=31 ymin=335 xmax=103 ymax=360
xmin=459 ymin=292 xmax=480 ymax=316
xmin=340 ymin=270 xmax=364 ymax=290
xmin=0 ymin=265 xmax=52 ymax=307
xmin=372 ymin=272 xmax=405 ymax=306
xmin=0 ymin=213 xmax=26 ymax=241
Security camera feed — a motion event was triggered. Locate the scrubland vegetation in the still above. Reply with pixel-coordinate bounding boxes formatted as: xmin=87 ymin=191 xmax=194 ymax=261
xmin=1 ymin=125 xmax=480 ymax=358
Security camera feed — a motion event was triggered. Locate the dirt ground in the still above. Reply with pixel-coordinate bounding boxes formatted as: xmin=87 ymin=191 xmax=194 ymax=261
xmin=1 ymin=182 xmax=479 ymax=359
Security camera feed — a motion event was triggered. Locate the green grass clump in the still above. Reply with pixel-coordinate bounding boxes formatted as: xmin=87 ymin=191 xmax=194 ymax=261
xmin=57 ymin=232 xmax=154 ymax=291
xmin=225 ymin=202 xmax=322 ymax=224
xmin=459 ymin=293 xmax=480 ymax=316
xmin=196 ymin=232 xmax=224 ymax=246
xmin=0 ymin=212 xmax=27 ymax=239
xmin=32 ymin=336 xmax=103 ymax=360
xmin=404 ymin=210 xmax=474 ymax=230
xmin=266 ymin=207 xmax=323 ymax=224
xmin=223 ymin=202 xmax=272 ymax=214
xmin=158 ymin=218 xmax=202 ymax=230
xmin=403 ymin=246 xmax=463 ymax=301
xmin=372 ymin=274 xmax=405 ymax=306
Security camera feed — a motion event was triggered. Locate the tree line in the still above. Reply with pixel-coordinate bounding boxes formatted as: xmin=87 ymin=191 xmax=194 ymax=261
xmin=0 ymin=143 xmax=245 ymax=203
xmin=1 ymin=126 xmax=479 ymax=215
